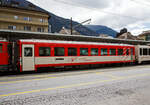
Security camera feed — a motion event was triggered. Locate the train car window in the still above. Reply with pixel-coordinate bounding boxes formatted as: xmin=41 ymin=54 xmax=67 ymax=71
xmin=80 ymin=48 xmax=88 ymax=56
xmin=0 ymin=44 xmax=2 ymax=53
xmin=118 ymin=49 xmax=123 ymax=55
xmin=54 ymin=47 xmax=65 ymax=56
xmin=68 ymin=48 xmax=77 ymax=56
xmin=126 ymin=49 xmax=129 ymax=55
xmin=149 ymin=49 xmax=150 ymax=55
xmin=91 ymin=48 xmax=98 ymax=56
xmin=131 ymin=48 xmax=133 ymax=55
xmin=140 ymin=48 xmax=142 ymax=55
xmin=39 ymin=47 xmax=51 ymax=56
xmin=24 ymin=47 xmax=32 ymax=57
xmin=101 ymin=48 xmax=107 ymax=55
xmin=110 ymin=49 xmax=116 ymax=55
xmin=143 ymin=48 xmax=148 ymax=55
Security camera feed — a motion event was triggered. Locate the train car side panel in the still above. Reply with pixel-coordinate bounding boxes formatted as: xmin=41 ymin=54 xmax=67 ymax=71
xmin=0 ymin=41 xmax=9 ymax=71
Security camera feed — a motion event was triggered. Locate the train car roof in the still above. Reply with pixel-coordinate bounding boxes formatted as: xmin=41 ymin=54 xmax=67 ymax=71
xmin=0 ymin=39 xmax=7 ymax=42
xmin=19 ymin=39 xmax=134 ymax=47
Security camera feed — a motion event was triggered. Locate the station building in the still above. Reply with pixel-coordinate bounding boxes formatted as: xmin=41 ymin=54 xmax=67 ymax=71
xmin=0 ymin=0 xmax=49 ymax=32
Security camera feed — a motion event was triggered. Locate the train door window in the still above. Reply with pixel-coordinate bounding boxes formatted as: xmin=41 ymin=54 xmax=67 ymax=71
xmin=140 ymin=48 xmax=142 ymax=55
xmin=118 ymin=49 xmax=123 ymax=55
xmin=39 ymin=47 xmax=51 ymax=56
xmin=0 ymin=44 xmax=2 ymax=53
xmin=126 ymin=49 xmax=129 ymax=55
xmin=54 ymin=47 xmax=65 ymax=56
xmin=80 ymin=48 xmax=88 ymax=56
xmin=24 ymin=47 xmax=32 ymax=57
xmin=91 ymin=48 xmax=98 ymax=56
xmin=101 ymin=48 xmax=107 ymax=56
xmin=110 ymin=49 xmax=116 ymax=55
xmin=143 ymin=48 xmax=148 ymax=55
xmin=68 ymin=48 xmax=77 ymax=56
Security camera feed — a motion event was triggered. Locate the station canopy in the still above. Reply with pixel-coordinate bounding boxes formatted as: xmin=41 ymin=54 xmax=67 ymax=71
xmin=0 ymin=29 xmax=150 ymax=45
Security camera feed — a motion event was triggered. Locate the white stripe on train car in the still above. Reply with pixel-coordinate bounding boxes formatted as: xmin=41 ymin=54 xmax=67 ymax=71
xmin=35 ymin=56 xmax=134 ymax=65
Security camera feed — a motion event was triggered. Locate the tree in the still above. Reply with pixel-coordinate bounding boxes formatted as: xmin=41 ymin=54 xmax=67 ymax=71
xmin=116 ymin=28 xmax=128 ymax=38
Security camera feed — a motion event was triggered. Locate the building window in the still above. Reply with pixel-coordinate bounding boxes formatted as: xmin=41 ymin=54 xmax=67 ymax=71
xmin=24 ymin=47 xmax=32 ymax=57
xmin=14 ymin=16 xmax=18 ymax=19
xmin=39 ymin=47 xmax=51 ymax=56
xmin=37 ymin=27 xmax=44 ymax=32
xmin=0 ymin=44 xmax=2 ymax=53
xmin=54 ymin=47 xmax=65 ymax=56
xmin=146 ymin=35 xmax=150 ymax=41
xmin=24 ymin=17 xmax=31 ymax=21
xmin=0 ymin=0 xmax=2 ymax=5
xmin=8 ymin=26 xmax=16 ymax=30
xmin=101 ymin=48 xmax=107 ymax=55
xmin=80 ymin=48 xmax=88 ymax=56
xmin=118 ymin=49 xmax=123 ymax=55
xmin=68 ymin=48 xmax=77 ymax=56
xmin=24 ymin=26 xmax=31 ymax=31
xmin=39 ymin=18 xmax=44 ymax=22
xmin=91 ymin=48 xmax=98 ymax=56
xmin=110 ymin=49 xmax=116 ymax=55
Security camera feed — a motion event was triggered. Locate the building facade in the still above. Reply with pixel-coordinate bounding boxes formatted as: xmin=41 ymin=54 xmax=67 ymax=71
xmin=138 ymin=31 xmax=150 ymax=41
xmin=0 ymin=4 xmax=49 ymax=32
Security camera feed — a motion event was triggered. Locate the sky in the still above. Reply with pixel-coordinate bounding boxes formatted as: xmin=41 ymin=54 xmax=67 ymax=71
xmin=28 ymin=0 xmax=150 ymax=36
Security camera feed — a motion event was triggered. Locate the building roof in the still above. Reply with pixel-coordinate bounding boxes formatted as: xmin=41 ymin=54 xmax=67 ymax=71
xmin=0 ymin=0 xmax=49 ymax=14
xmin=117 ymin=32 xmax=141 ymax=40
xmin=139 ymin=30 xmax=150 ymax=37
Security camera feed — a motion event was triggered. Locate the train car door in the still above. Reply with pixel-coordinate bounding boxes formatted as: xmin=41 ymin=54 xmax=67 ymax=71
xmin=22 ymin=44 xmax=35 ymax=71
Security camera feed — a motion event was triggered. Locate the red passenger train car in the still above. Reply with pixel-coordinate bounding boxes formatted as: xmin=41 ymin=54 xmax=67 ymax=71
xmin=0 ymin=40 xmax=9 ymax=71
xmin=17 ymin=39 xmax=135 ymax=72
xmin=0 ymin=39 xmax=136 ymax=72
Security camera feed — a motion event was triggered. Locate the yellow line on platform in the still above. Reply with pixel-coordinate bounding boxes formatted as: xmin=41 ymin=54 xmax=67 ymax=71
xmin=0 ymin=73 xmax=150 ymax=97
xmin=0 ymin=71 xmax=103 ymax=81
xmin=0 ymin=79 xmax=117 ymax=97
xmin=0 ymin=72 xmax=103 ymax=85
xmin=0 ymin=77 xmax=57 ymax=84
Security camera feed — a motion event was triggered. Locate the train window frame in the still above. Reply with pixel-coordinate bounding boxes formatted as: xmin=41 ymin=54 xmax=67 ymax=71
xmin=54 ymin=47 xmax=65 ymax=56
xmin=126 ymin=49 xmax=129 ymax=56
xmin=118 ymin=49 xmax=123 ymax=55
xmin=91 ymin=48 xmax=98 ymax=56
xmin=101 ymin=48 xmax=108 ymax=56
xmin=131 ymin=48 xmax=134 ymax=55
xmin=24 ymin=47 xmax=33 ymax=57
xmin=0 ymin=43 xmax=3 ymax=53
xmin=39 ymin=47 xmax=51 ymax=56
xmin=143 ymin=48 xmax=148 ymax=55
xmin=109 ymin=49 xmax=116 ymax=56
xmin=80 ymin=48 xmax=88 ymax=56
xmin=68 ymin=47 xmax=77 ymax=56
xmin=140 ymin=48 xmax=142 ymax=55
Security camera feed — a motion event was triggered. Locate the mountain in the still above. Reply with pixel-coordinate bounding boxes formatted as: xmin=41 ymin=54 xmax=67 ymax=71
xmin=85 ymin=25 xmax=118 ymax=37
xmin=48 ymin=14 xmax=99 ymax=36
xmin=1 ymin=0 xmax=99 ymax=36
